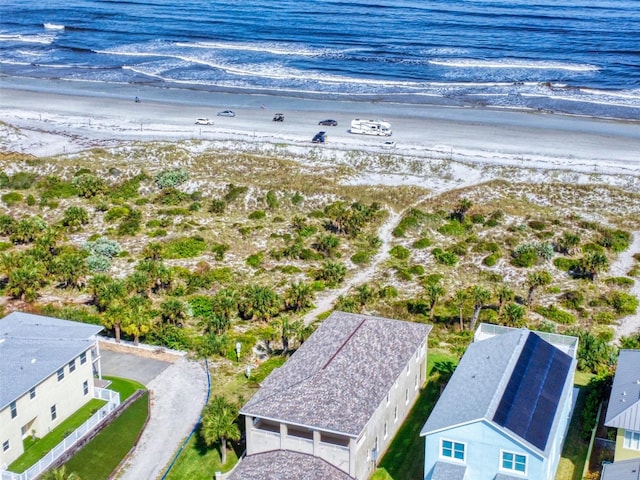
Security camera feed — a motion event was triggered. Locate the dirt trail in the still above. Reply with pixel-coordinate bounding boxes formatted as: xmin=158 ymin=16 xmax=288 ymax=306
xmin=611 ymin=231 xmax=640 ymax=342
xmin=302 ymin=208 xmax=402 ymax=325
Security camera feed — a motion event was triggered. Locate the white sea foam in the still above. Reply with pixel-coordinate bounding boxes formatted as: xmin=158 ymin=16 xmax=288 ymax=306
xmin=0 ymin=34 xmax=55 ymax=45
xmin=429 ymin=58 xmax=599 ymax=72
xmin=43 ymin=23 xmax=65 ymax=30
xmin=175 ymin=41 xmax=330 ymax=57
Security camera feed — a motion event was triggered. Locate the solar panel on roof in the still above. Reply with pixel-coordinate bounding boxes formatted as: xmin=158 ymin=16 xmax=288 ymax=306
xmin=493 ymin=332 xmax=572 ymax=451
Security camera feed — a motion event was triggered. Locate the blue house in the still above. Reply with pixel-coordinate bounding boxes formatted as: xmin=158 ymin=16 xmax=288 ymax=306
xmin=420 ymin=324 xmax=578 ymax=480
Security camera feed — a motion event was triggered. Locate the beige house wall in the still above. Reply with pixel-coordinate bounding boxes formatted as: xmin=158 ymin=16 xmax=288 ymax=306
xmin=614 ymin=428 xmax=640 ymax=462
xmin=244 ymin=336 xmax=428 ymax=480
xmin=0 ymin=348 xmax=95 ymax=466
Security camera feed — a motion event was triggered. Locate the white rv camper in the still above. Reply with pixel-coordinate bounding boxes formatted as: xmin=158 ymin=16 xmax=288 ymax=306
xmin=350 ymin=118 xmax=392 ymax=136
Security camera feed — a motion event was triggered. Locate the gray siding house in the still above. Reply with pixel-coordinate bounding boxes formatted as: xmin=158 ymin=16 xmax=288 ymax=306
xmin=231 ymin=311 xmax=432 ymax=480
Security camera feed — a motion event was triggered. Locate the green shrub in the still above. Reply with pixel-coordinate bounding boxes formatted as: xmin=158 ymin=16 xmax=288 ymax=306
xmin=148 ymin=229 xmax=167 ymax=238
xmin=389 ymin=245 xmax=410 ymax=260
xmin=211 ymin=243 xmax=230 ymax=260
xmin=246 ymin=253 xmax=263 ymax=268
xmin=412 ymin=237 xmax=432 ymax=249
xmin=561 ymin=290 xmax=584 ymax=310
xmin=84 ymin=237 xmax=121 ymax=258
xmin=604 ymin=276 xmax=634 ymax=287
xmin=155 ymin=187 xmax=188 ymax=205
xmin=534 ymin=305 xmax=575 ymax=324
xmin=5 ymin=172 xmax=37 ymax=189
xmin=582 ymin=242 xmax=605 ymax=254
xmin=266 ymin=190 xmax=279 ymax=209
xmin=438 ymin=221 xmax=467 ymax=236
xmin=553 ymin=257 xmax=580 ymax=272
xmin=155 ymin=169 xmax=189 ymax=189
xmin=598 ymin=229 xmax=631 ymax=253
xmin=432 ymin=248 xmax=458 ymax=266
xmin=73 ymin=174 xmax=106 ymax=198
xmin=209 ymin=199 xmax=226 ymax=214
xmin=408 ymin=264 xmax=425 ymax=275
xmin=483 ymin=254 xmax=499 ymax=267
xmin=608 ymin=292 xmax=639 ymax=315
xmin=86 ymin=254 xmax=112 ymax=272
xmin=528 ymin=220 xmax=546 ymax=230
xmin=117 ymin=209 xmax=142 ymax=236
xmin=2 ymin=192 xmax=23 ymax=206
xmin=61 ymin=206 xmax=89 ymax=230
xmin=224 ymin=184 xmax=248 ymax=203
xmin=291 ymin=191 xmax=304 ymax=205
xmin=248 ymin=210 xmax=266 ymax=220
xmin=470 ymin=214 xmax=485 ymax=224
xmin=593 ymin=311 xmax=615 ymax=325
xmin=163 ymin=236 xmax=207 ymax=259
xmin=104 ymin=206 xmax=129 ymax=222
xmin=351 ymin=251 xmax=371 ymax=265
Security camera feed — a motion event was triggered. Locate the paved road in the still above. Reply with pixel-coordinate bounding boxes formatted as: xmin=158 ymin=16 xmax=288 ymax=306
xmin=100 ymin=348 xmax=208 ymax=480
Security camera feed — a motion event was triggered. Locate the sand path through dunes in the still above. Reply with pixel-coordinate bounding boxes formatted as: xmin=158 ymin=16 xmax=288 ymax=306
xmin=611 ymin=232 xmax=640 ymax=342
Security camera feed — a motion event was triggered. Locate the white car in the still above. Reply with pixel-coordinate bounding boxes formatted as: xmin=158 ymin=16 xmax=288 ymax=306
xmin=195 ymin=118 xmax=214 ymax=125
xmin=217 ymin=110 xmax=236 ymax=117
xmin=382 ymin=141 xmax=397 ymax=149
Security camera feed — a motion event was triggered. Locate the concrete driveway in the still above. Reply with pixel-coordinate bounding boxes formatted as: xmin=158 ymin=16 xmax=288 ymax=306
xmin=98 ymin=342 xmax=208 ymax=480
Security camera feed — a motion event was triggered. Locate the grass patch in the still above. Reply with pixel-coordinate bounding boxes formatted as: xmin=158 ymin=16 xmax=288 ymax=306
xmin=63 ymin=391 xmax=149 ymax=480
xmin=9 ymin=399 xmax=106 ymax=473
xmin=103 ymin=376 xmax=146 ymax=401
xmin=555 ymin=386 xmax=590 ymax=480
xmin=377 ymin=349 xmax=459 ymax=480
xmin=164 ymin=431 xmax=239 ymax=480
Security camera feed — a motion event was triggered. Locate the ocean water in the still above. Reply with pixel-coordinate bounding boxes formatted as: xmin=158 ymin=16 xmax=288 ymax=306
xmin=1 ymin=0 xmax=639 ymax=120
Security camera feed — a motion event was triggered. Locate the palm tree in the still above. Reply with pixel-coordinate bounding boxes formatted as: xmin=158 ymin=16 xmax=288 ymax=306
xmin=277 ymin=315 xmax=303 ymax=354
xmin=452 ymin=198 xmax=473 ymax=223
xmin=211 ymin=288 xmax=239 ymax=322
xmin=238 ymin=284 xmax=282 ymax=322
xmin=526 ymin=270 xmax=552 ymax=306
xmin=453 ymin=289 xmax=468 ymax=330
xmin=284 ymin=281 xmax=314 ymax=312
xmin=469 ymin=285 xmax=491 ymax=331
xmin=160 ymin=298 xmax=191 ymax=325
xmin=579 ymin=251 xmax=609 ymax=281
xmin=201 ymin=396 xmax=241 ymax=465
xmin=503 ymin=302 xmax=526 ymax=327
xmin=41 ymin=466 xmax=82 ymax=480
xmin=6 ymin=256 xmax=47 ymax=302
xmin=495 ymin=284 xmax=515 ymax=316
xmin=424 ymin=282 xmax=445 ymax=320
xmin=121 ymin=295 xmax=154 ymax=345
xmin=557 ymin=231 xmax=580 ymax=255
xmin=51 ymin=249 xmax=89 ymax=289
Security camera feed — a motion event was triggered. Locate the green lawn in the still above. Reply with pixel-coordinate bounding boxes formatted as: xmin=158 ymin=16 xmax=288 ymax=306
xmin=376 ymin=349 xmax=459 ymax=480
xmin=102 ymin=375 xmax=146 ymax=401
xmin=8 ymin=398 xmax=106 ymax=473
xmin=164 ymin=431 xmax=239 ymax=480
xmin=63 ymin=391 xmax=149 ymax=480
xmin=555 ymin=371 xmax=594 ymax=480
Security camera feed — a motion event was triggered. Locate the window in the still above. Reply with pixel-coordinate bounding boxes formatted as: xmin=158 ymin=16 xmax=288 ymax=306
xmin=2 ymin=441 xmax=9 ymax=452
xmin=386 ymin=392 xmax=390 ymax=405
xmin=384 ymin=422 xmax=388 ymax=439
xmin=394 ymin=406 xmax=398 ymax=422
xmin=624 ymin=430 xmax=640 ymax=450
xmin=80 ymin=352 xmax=87 ymax=364
xmin=51 ymin=405 xmax=57 ymax=421
xmin=10 ymin=401 xmax=17 ymax=419
xmin=405 ymin=389 xmax=409 ymax=404
xmin=502 ymin=451 xmax=527 ymax=473
xmin=68 ymin=359 xmax=76 ymax=372
xmin=83 ymin=380 xmax=89 ymax=396
xmin=29 ymin=387 xmax=36 ymax=399
xmin=441 ymin=439 xmax=465 ymax=461
xmin=406 ymin=364 xmax=410 ymax=376
xmin=57 ymin=368 xmax=64 ymax=381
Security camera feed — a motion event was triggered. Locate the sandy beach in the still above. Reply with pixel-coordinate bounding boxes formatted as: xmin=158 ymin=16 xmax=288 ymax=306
xmin=1 ymin=78 xmax=640 ymax=181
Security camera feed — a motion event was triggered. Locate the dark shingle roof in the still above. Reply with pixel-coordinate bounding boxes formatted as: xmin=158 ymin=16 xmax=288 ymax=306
xmin=421 ymin=328 xmax=576 ymax=456
xmin=604 ymin=349 xmax=640 ymax=431
xmin=241 ymin=311 xmax=431 ymax=436
xmin=228 ymin=450 xmax=354 ymax=480
xmin=0 ymin=312 xmax=103 ymax=409
xmin=601 ymin=458 xmax=640 ymax=480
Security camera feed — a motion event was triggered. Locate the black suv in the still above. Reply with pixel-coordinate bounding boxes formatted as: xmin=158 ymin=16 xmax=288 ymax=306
xmin=312 ymin=131 xmax=327 ymax=143
xmin=273 ymin=113 xmax=285 ymax=122
xmin=319 ymin=119 xmax=338 ymax=126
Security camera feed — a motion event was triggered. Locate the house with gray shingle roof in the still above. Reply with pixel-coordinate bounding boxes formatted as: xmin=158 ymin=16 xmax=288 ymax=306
xmin=0 ymin=312 xmax=104 ymax=467
xmin=601 ymin=457 xmax=640 ymax=480
xmin=420 ymin=323 xmax=578 ymax=480
xmin=230 ymin=311 xmax=432 ymax=480
xmin=604 ymin=349 xmax=640 ymax=462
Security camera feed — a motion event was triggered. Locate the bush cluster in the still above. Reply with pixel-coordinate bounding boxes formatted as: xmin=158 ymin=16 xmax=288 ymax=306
xmin=155 ymin=169 xmax=189 ymax=189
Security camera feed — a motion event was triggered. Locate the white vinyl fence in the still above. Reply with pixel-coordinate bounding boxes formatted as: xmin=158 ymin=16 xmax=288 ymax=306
xmin=1 ymin=388 xmax=120 ymax=480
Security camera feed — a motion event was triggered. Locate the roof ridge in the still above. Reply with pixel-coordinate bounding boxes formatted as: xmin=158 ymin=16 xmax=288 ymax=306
xmin=322 ymin=317 xmax=367 ymax=370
